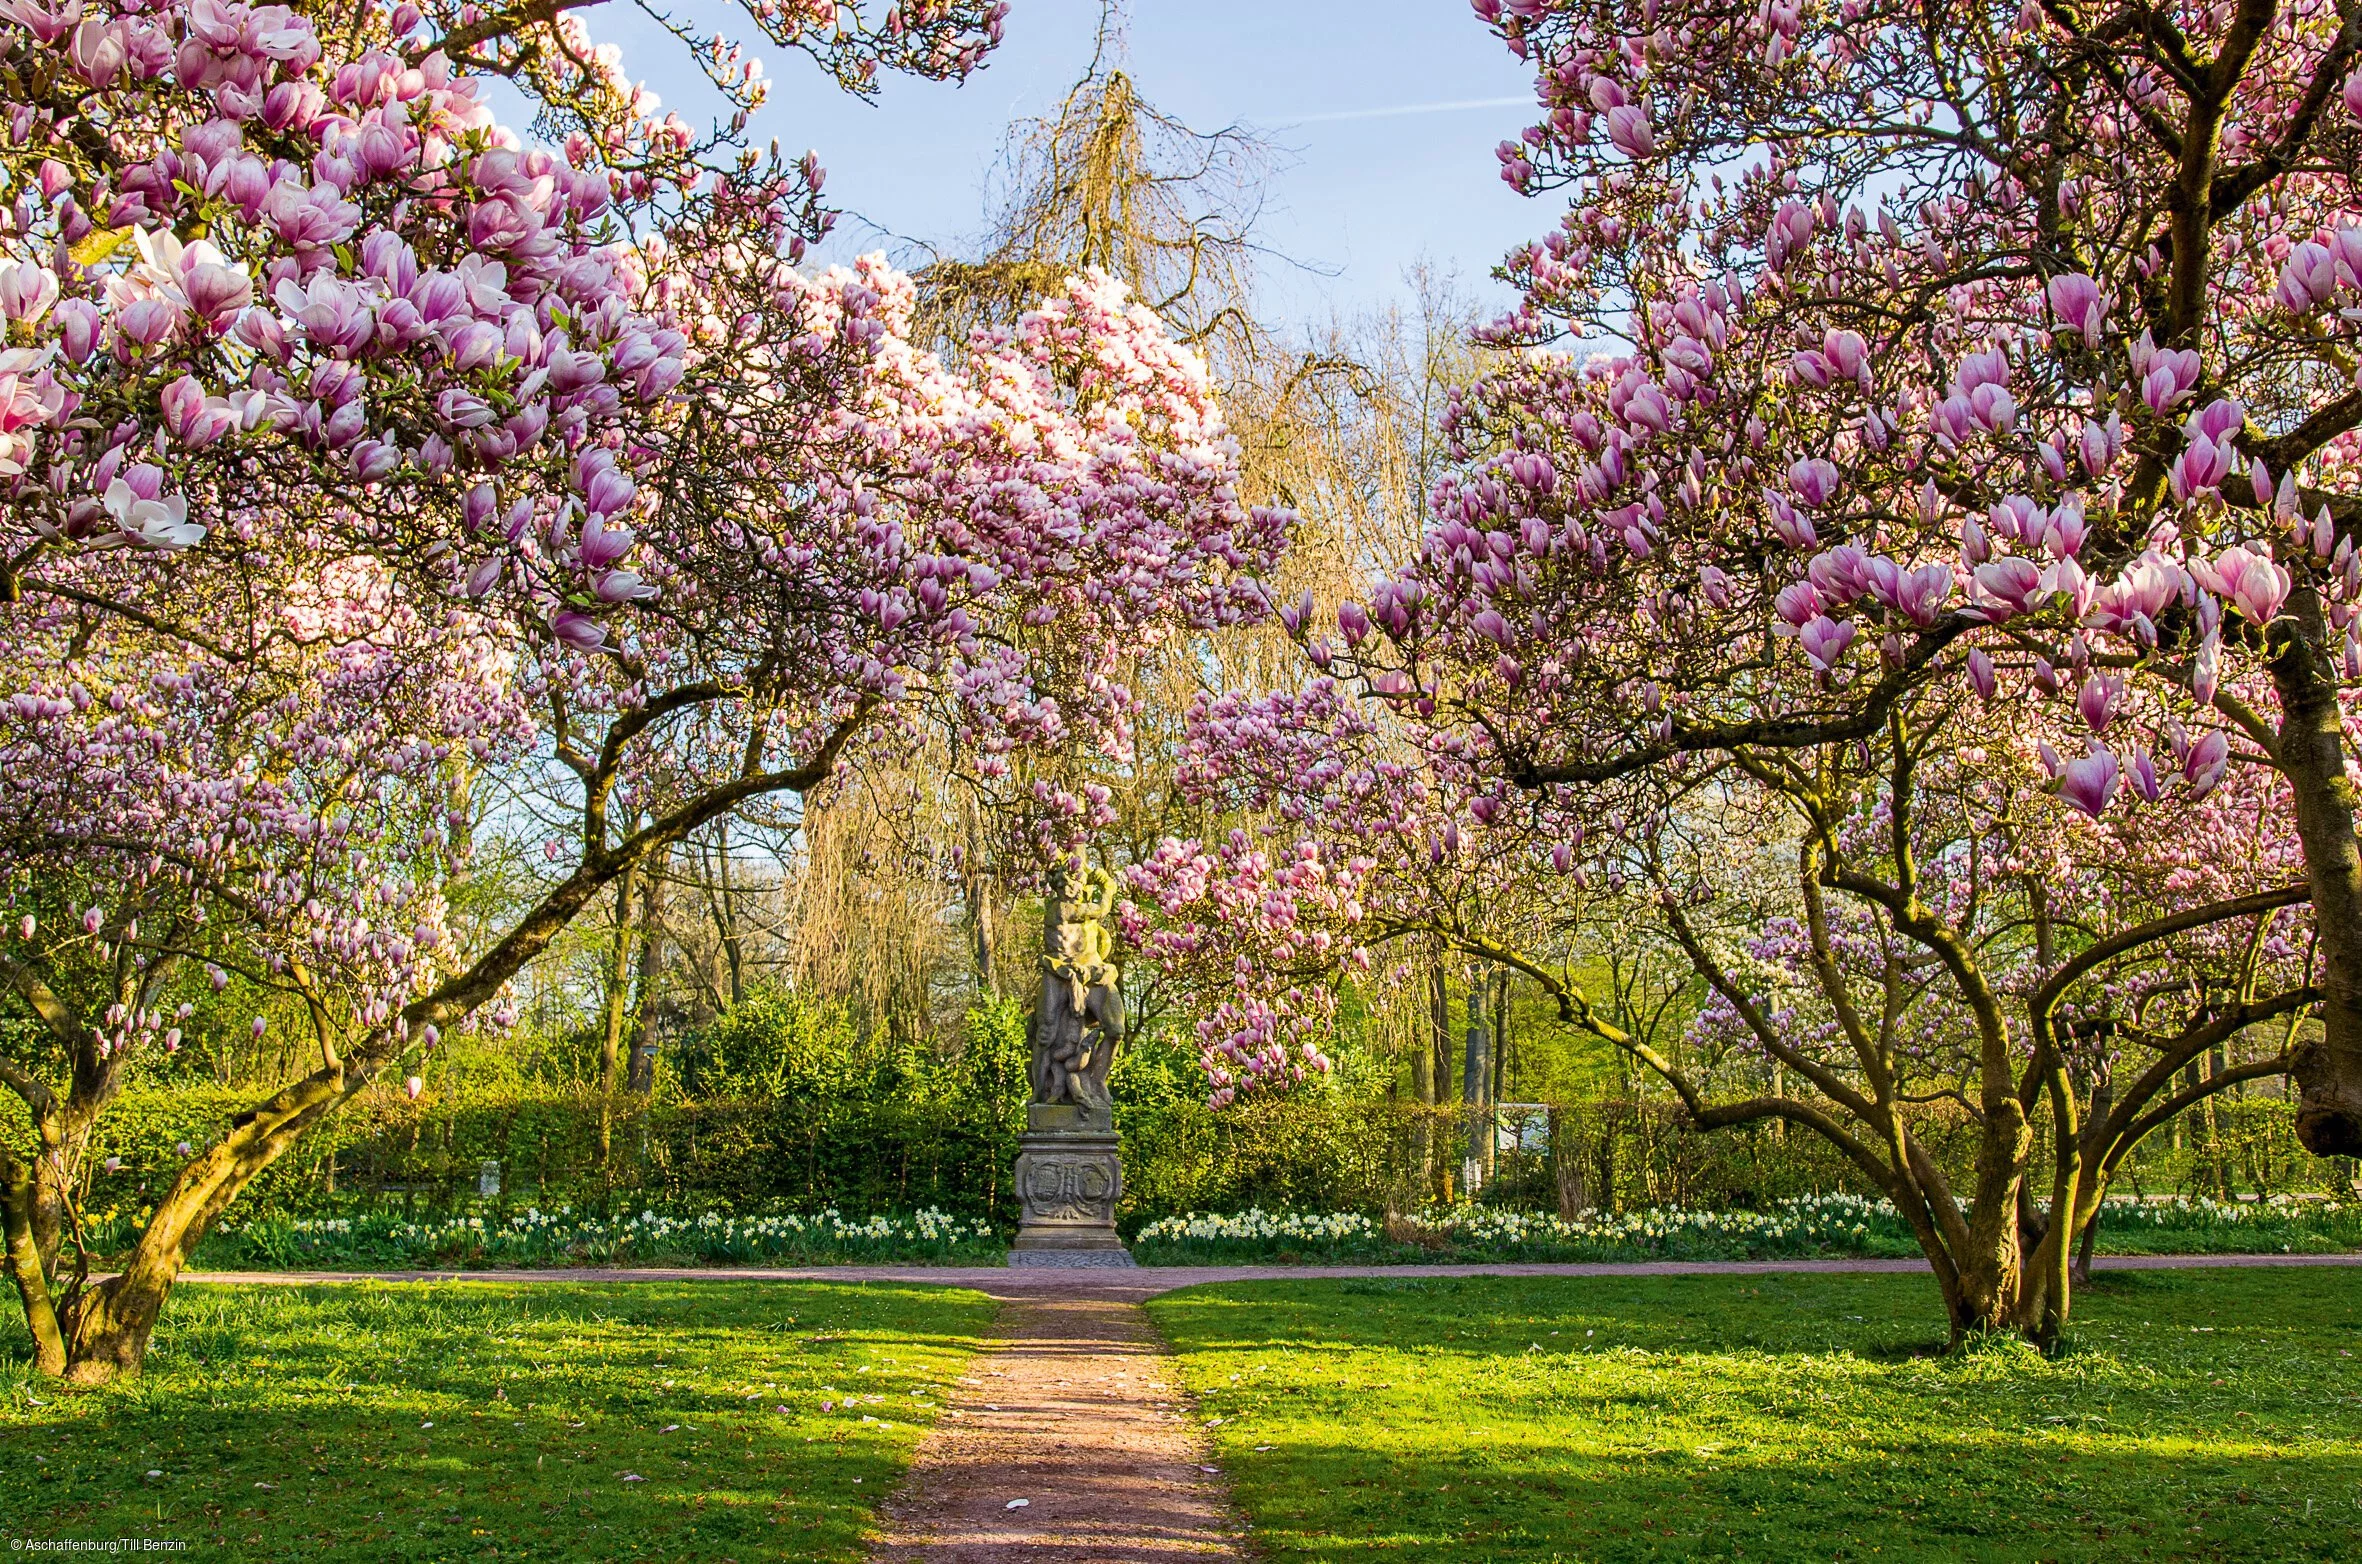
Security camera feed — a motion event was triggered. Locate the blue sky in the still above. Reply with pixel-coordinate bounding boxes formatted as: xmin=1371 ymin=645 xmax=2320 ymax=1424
xmin=613 ymin=0 xmax=1548 ymax=326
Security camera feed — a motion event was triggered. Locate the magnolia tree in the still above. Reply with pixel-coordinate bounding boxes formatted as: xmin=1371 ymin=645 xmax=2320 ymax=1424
xmin=1122 ymin=0 xmax=2362 ymax=1339
xmin=0 ymin=0 xmax=1283 ymax=1383
xmin=1396 ymin=0 xmax=2362 ymax=1152
xmin=0 ymin=558 xmax=522 ymax=1373
xmin=1137 ymin=670 xmax=2313 ymax=1339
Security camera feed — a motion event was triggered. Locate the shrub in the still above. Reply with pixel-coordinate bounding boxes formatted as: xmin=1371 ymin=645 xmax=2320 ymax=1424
xmin=24 ymin=986 xmax=2349 ymax=1235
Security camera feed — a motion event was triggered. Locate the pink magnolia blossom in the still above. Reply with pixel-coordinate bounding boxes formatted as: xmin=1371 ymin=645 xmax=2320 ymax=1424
xmin=2076 ymin=673 xmax=2121 ymax=734
xmin=2046 ymin=273 xmax=2107 ymax=340
xmin=2059 ymin=744 xmax=2121 ymax=818
xmin=1966 ymin=648 xmax=1996 ymax=701
xmin=2196 ymin=547 xmax=2293 ymax=624
xmin=2279 ymin=242 xmax=2338 ymax=312
xmin=1787 ymin=457 xmax=1839 ymax=508
xmin=1972 ymin=558 xmax=2045 ymax=620
xmin=2183 ymin=729 xmax=2232 ymax=797
xmin=1604 ymin=104 xmax=1655 ymax=159
xmin=1799 ymin=615 xmax=1854 ymax=673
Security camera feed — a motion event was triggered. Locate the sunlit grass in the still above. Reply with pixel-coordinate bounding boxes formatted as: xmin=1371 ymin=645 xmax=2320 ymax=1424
xmin=1149 ymin=1267 xmax=2362 ymax=1561
xmin=2 ymin=1280 xmax=996 ymax=1561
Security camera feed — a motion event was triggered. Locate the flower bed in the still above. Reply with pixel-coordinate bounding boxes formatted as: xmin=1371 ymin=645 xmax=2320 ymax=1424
xmin=2085 ymin=1192 xmax=2362 ymax=1252
xmin=165 ymin=1204 xmax=1004 ymax=1270
xmin=1127 ymin=1193 xmax=2362 ymax=1265
xmin=87 ymin=1189 xmax=2358 ymax=1271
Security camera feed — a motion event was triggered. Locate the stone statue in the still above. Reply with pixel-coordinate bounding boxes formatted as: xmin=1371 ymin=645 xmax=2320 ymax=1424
xmin=1028 ymin=856 xmax=1126 ymax=1130
xmin=1009 ymin=854 xmax=1134 ymax=1265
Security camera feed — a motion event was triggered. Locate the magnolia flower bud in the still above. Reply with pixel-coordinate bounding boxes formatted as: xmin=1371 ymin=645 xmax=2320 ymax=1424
xmin=53 ymin=297 xmax=101 ymax=364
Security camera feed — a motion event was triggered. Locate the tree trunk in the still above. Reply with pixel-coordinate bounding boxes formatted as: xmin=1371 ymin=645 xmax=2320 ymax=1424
xmin=1428 ymin=965 xmax=1451 ymax=1203
xmin=1462 ymin=989 xmax=1489 ymax=1194
xmin=1939 ymin=1266 xmax=2017 ymax=1340
xmin=1409 ymin=1028 xmax=1435 ymax=1196
xmin=709 ymin=824 xmax=745 ymax=1012
xmin=47 ymin=1070 xmax=348 ymax=1382
xmin=2072 ymin=1202 xmax=2101 ymax=1287
xmin=596 ymin=862 xmax=639 ymax=1163
xmin=2270 ymin=589 xmax=2362 ymax=1155
xmin=2 ymin=1145 xmax=65 ymax=1376
xmin=627 ymin=862 xmax=668 ymax=1093
xmin=970 ymin=873 xmax=998 ymax=995
xmin=1490 ymin=969 xmax=1510 ymax=1104
xmin=1550 ymin=1105 xmax=1588 ymax=1216
xmin=1948 ymin=1089 xmax=2032 ymax=1339
xmin=1595 ymin=1113 xmax=1618 ymax=1213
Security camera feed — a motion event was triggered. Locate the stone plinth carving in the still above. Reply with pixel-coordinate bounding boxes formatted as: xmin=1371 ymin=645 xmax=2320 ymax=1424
xmin=1010 ymin=858 xmax=1135 ymax=1266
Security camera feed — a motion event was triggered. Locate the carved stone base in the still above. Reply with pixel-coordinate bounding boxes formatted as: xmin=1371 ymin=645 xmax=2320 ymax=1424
xmin=1009 ymin=1128 xmax=1132 ymax=1266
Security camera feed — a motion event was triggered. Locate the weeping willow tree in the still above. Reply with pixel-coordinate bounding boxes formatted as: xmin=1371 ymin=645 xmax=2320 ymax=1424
xmin=776 ymin=774 xmax=974 ymax=1045
xmin=765 ymin=7 xmax=1499 ymax=1082
xmin=917 ymin=6 xmax=1272 ymax=357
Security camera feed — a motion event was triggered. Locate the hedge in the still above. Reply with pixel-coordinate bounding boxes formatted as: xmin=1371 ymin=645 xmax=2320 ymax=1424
xmin=26 ymin=1078 xmax=2350 ymax=1232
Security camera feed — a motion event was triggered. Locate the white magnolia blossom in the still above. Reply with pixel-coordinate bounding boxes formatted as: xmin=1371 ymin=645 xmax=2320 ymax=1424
xmin=104 ymin=477 xmax=205 ymax=550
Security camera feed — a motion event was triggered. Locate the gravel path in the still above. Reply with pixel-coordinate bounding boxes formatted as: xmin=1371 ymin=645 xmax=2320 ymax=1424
xmin=178 ymin=1250 xmax=2362 ymax=1300
xmin=866 ymin=1294 xmax=1242 ymax=1562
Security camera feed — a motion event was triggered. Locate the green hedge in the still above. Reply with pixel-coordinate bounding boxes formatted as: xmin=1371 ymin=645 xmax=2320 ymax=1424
xmin=32 ymin=1077 xmax=2349 ymax=1234
xmin=25 ymin=1069 xmax=1033 ymax=1229
xmin=14 ymin=988 xmax=2349 ymax=1228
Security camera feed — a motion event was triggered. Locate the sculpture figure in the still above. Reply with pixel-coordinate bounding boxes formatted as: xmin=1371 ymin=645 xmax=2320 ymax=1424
xmin=1029 ymin=855 xmax=1126 ymax=1128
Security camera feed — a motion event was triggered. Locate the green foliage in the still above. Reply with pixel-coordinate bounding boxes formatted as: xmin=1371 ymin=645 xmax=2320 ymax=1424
xmin=11 ymin=994 xmax=1037 ymax=1225
xmin=670 ymin=988 xmax=870 ymax=1099
xmin=0 ymin=1280 xmax=997 ymax=1560
xmin=18 ymin=976 xmax=2349 ymax=1244
xmin=30 ymin=1061 xmax=2352 ymax=1241
xmin=1149 ymin=1267 xmax=2362 ymax=1562
xmin=1106 ymin=1023 xmax=1208 ymax=1105
xmin=1117 ymin=1093 xmax=1414 ymax=1220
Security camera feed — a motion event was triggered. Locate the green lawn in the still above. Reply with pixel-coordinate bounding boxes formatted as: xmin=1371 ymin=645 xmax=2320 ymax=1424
xmin=1149 ymin=1268 xmax=2362 ymax=1562
xmin=1 ymin=1280 xmax=997 ymax=1561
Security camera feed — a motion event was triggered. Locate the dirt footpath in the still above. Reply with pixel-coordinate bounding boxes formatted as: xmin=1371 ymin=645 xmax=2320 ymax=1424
xmin=867 ymin=1293 xmax=1244 ymax=1562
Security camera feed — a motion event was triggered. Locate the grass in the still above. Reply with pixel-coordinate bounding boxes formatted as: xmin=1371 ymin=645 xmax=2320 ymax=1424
xmin=1148 ymin=1267 xmax=2362 ymax=1562
xmin=1 ymin=1280 xmax=998 ymax=1561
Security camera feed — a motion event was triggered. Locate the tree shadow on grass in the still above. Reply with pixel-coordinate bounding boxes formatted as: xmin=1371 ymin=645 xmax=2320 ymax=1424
xmin=0 ymin=1280 xmax=998 ymax=1563
xmin=1153 ymin=1266 xmax=2362 ymax=1360
xmin=1148 ymin=1269 xmax=2362 ymax=1562
xmin=1212 ymin=1432 xmax=2362 ymax=1563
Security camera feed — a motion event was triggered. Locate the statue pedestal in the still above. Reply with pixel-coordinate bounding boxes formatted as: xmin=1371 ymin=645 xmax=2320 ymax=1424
xmin=1009 ymin=1104 xmax=1134 ymax=1267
